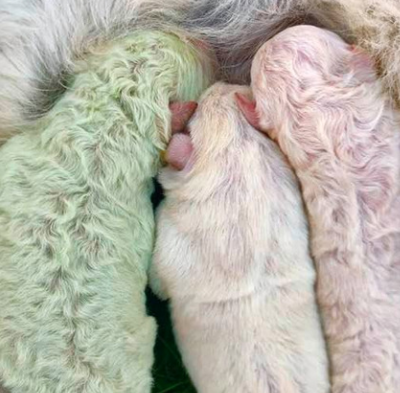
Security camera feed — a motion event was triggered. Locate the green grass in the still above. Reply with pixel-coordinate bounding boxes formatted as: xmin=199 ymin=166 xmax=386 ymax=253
xmin=149 ymin=180 xmax=196 ymax=393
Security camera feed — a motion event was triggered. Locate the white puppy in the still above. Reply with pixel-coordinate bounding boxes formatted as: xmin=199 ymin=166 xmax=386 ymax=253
xmin=150 ymin=82 xmax=330 ymax=393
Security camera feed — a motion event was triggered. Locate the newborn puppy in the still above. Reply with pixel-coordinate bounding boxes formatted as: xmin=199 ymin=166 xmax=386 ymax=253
xmin=0 ymin=30 xmax=213 ymax=393
xmin=150 ymin=82 xmax=330 ymax=393
xmin=237 ymin=25 xmax=400 ymax=393
xmin=5 ymin=0 xmax=400 ymax=141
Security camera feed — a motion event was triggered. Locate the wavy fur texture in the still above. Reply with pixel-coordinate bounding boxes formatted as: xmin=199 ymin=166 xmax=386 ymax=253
xmin=150 ymin=83 xmax=330 ymax=393
xmin=2 ymin=0 xmax=400 ymax=140
xmin=0 ymin=30 xmax=214 ymax=393
xmin=248 ymin=25 xmax=400 ymax=393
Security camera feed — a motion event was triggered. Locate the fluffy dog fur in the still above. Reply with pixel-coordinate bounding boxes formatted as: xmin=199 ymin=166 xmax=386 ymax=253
xmin=0 ymin=30 xmax=213 ymax=393
xmin=238 ymin=25 xmax=400 ymax=393
xmin=150 ymin=83 xmax=330 ymax=393
xmin=2 ymin=0 xmax=400 ymax=141
xmin=0 ymin=385 xmax=9 ymax=393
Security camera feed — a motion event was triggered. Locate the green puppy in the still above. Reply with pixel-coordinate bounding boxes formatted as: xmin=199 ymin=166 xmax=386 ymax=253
xmin=0 ymin=30 xmax=214 ymax=393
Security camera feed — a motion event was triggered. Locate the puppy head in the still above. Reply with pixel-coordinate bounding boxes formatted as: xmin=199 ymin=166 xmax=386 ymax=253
xmin=236 ymin=25 xmax=377 ymax=133
xmin=255 ymin=25 xmax=375 ymax=84
xmin=160 ymin=82 xmax=258 ymax=197
xmin=75 ymin=30 xmax=216 ymax=147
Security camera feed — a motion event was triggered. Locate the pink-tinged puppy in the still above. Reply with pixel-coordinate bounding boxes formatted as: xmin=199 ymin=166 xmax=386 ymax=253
xmin=150 ymin=82 xmax=330 ymax=393
xmin=237 ymin=25 xmax=400 ymax=393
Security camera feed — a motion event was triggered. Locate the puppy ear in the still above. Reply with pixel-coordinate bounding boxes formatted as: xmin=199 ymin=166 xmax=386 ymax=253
xmin=169 ymin=101 xmax=198 ymax=134
xmin=347 ymin=45 xmax=376 ymax=83
xmin=234 ymin=93 xmax=261 ymax=130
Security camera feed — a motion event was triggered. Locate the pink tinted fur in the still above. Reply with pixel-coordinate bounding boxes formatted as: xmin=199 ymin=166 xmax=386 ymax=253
xmin=250 ymin=25 xmax=400 ymax=393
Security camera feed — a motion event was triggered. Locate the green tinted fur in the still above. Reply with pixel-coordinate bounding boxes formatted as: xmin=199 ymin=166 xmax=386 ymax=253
xmin=0 ymin=30 xmax=213 ymax=393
